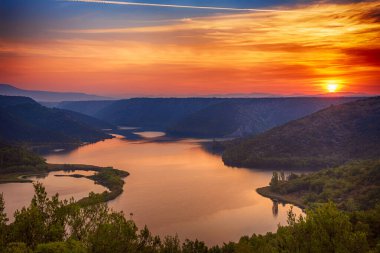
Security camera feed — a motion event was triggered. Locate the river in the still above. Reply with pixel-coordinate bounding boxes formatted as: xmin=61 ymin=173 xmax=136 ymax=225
xmin=0 ymin=132 xmax=303 ymax=245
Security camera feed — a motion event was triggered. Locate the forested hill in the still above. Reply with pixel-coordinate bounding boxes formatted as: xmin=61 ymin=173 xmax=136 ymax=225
xmin=93 ymin=98 xmax=227 ymax=129
xmin=167 ymin=97 xmax=358 ymax=137
xmin=57 ymin=97 xmax=359 ymax=137
xmin=0 ymin=95 xmax=113 ymax=146
xmin=0 ymin=142 xmax=47 ymax=174
xmin=56 ymin=100 xmax=114 ymax=116
xmin=222 ymin=97 xmax=380 ymax=169
xmin=261 ymin=160 xmax=380 ymax=211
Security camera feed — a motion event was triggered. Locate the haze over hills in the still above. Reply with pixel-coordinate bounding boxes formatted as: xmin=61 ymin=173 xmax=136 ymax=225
xmin=0 ymin=84 xmax=113 ymax=102
xmin=222 ymin=97 xmax=380 ymax=169
xmin=94 ymin=98 xmax=228 ymax=130
xmin=167 ymin=97 xmax=359 ymax=137
xmin=56 ymin=100 xmax=115 ymax=116
xmin=0 ymin=95 xmax=113 ymax=146
xmin=58 ymin=97 xmax=360 ymax=137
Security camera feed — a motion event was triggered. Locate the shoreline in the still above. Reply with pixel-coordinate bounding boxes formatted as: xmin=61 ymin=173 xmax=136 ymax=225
xmin=256 ymin=186 xmax=306 ymax=210
xmin=0 ymin=163 xmax=129 ymax=205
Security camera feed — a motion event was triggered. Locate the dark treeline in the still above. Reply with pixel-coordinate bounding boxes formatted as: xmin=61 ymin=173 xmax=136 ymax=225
xmin=0 ymin=144 xmax=47 ymax=174
xmin=1 ymin=183 xmax=379 ymax=253
xmin=268 ymin=160 xmax=380 ymax=211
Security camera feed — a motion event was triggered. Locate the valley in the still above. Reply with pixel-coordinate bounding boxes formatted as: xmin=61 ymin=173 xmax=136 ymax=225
xmin=0 ymin=93 xmax=379 ymax=251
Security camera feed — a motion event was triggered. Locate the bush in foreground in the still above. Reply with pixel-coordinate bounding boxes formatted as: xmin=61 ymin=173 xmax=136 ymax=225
xmin=0 ymin=183 xmax=379 ymax=253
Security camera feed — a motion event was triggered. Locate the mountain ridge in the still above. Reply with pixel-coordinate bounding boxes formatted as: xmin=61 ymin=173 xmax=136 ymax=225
xmin=0 ymin=95 xmax=113 ymax=148
xmin=0 ymin=84 xmax=113 ymax=102
xmin=222 ymin=96 xmax=380 ymax=169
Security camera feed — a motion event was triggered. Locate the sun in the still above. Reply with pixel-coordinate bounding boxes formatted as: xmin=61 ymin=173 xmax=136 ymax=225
xmin=326 ymin=81 xmax=339 ymax=93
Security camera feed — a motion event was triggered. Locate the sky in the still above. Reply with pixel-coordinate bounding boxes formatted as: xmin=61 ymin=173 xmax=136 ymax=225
xmin=0 ymin=0 xmax=379 ymax=96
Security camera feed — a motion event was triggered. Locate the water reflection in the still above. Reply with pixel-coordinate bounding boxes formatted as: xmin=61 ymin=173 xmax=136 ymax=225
xmin=134 ymin=131 xmax=166 ymax=138
xmin=0 ymin=170 xmax=106 ymax=221
xmin=42 ymin=134 xmax=303 ymax=245
xmin=272 ymin=200 xmax=279 ymax=217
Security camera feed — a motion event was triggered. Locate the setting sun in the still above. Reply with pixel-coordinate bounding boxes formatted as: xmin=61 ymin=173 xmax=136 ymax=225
xmin=326 ymin=82 xmax=339 ymax=93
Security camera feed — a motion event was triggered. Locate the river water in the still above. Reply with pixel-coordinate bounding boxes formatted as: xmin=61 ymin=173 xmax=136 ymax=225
xmin=0 ymin=132 xmax=303 ymax=245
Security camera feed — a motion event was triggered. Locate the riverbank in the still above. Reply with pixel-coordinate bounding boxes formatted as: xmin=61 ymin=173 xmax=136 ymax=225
xmin=0 ymin=163 xmax=129 ymax=205
xmin=257 ymin=160 xmax=380 ymax=212
xmin=256 ymin=186 xmax=306 ymax=210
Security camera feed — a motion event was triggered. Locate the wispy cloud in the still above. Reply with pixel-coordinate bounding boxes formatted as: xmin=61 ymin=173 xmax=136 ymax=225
xmin=2 ymin=1 xmax=380 ymax=95
xmin=61 ymin=0 xmax=297 ymax=13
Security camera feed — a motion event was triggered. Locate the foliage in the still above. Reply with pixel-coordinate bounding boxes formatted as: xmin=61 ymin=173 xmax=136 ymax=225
xmin=74 ymin=168 xmax=129 ymax=205
xmin=269 ymin=160 xmax=380 ymax=211
xmin=0 ymin=144 xmax=47 ymax=174
xmin=1 ymin=183 xmax=379 ymax=252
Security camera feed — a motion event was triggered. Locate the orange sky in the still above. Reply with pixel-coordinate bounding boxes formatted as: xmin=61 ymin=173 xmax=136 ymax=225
xmin=1 ymin=1 xmax=379 ymax=96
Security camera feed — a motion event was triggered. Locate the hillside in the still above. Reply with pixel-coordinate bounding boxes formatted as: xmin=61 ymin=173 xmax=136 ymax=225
xmin=222 ymin=97 xmax=380 ymax=169
xmin=0 ymin=96 xmax=113 ymax=146
xmin=0 ymin=84 xmax=112 ymax=102
xmin=57 ymin=97 xmax=359 ymax=137
xmin=94 ymin=98 xmax=227 ymax=129
xmin=167 ymin=97 xmax=358 ymax=137
xmin=0 ymin=142 xmax=47 ymax=175
xmin=56 ymin=100 xmax=115 ymax=116
xmin=258 ymin=160 xmax=380 ymax=211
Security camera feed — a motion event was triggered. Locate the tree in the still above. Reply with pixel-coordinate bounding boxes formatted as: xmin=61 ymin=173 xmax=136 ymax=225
xmin=0 ymin=193 xmax=9 ymax=251
xmin=160 ymin=235 xmax=181 ymax=253
xmin=182 ymin=239 xmax=208 ymax=253
xmin=34 ymin=240 xmax=86 ymax=253
xmin=269 ymin=172 xmax=280 ymax=191
xmin=275 ymin=203 xmax=369 ymax=253
xmin=9 ymin=183 xmax=67 ymax=248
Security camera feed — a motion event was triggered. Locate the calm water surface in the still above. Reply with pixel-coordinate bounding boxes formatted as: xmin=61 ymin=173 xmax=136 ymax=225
xmin=1 ymin=133 xmax=303 ymax=245
xmin=0 ymin=170 xmax=106 ymax=219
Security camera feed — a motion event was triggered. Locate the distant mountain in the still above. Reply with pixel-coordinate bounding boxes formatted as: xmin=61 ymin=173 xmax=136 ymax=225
xmin=222 ymin=97 xmax=380 ymax=169
xmin=0 ymin=95 xmax=113 ymax=146
xmin=56 ymin=100 xmax=115 ymax=116
xmin=0 ymin=84 xmax=113 ymax=102
xmin=96 ymin=98 xmax=233 ymax=129
xmin=312 ymin=92 xmax=376 ymax=97
xmin=167 ymin=97 xmax=359 ymax=137
xmin=57 ymin=97 xmax=360 ymax=137
xmin=202 ymin=92 xmax=280 ymax=98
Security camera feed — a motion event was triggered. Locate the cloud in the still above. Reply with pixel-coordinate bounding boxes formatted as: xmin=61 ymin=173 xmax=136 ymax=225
xmin=1 ymin=1 xmax=380 ymax=95
xmin=61 ymin=0 xmax=297 ymax=12
xmin=344 ymin=48 xmax=380 ymax=66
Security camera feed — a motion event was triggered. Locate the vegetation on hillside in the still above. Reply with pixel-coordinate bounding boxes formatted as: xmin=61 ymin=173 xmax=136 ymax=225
xmin=168 ymin=97 xmax=357 ymax=138
xmin=76 ymin=167 xmax=129 ymax=205
xmin=94 ymin=98 xmax=225 ymax=130
xmin=57 ymin=97 xmax=358 ymax=138
xmin=223 ymin=97 xmax=380 ymax=169
xmin=0 ymin=144 xmax=47 ymax=181
xmin=260 ymin=160 xmax=380 ymax=211
xmin=0 ymin=95 xmax=112 ymax=147
xmin=0 ymin=183 xmax=379 ymax=252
